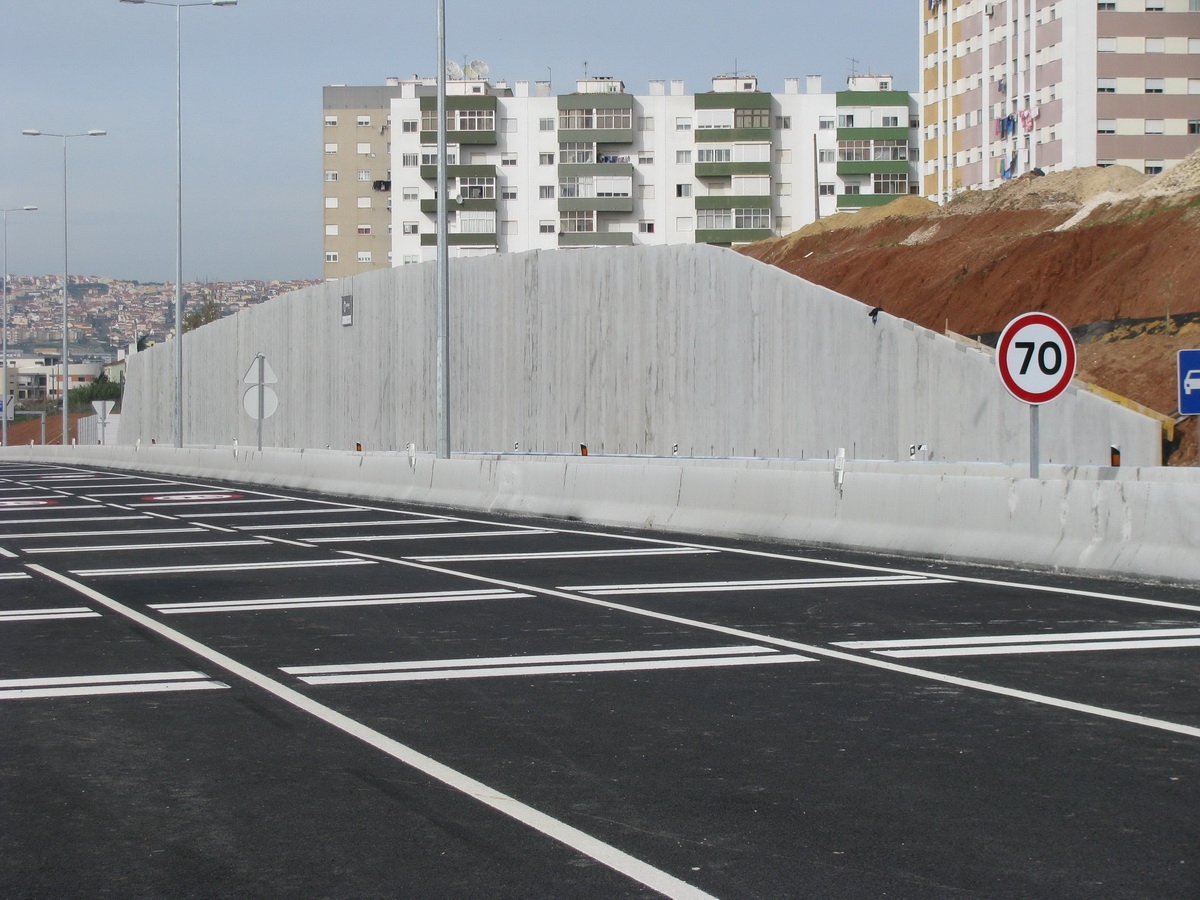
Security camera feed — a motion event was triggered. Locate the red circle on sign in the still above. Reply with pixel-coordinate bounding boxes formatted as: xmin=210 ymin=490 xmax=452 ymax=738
xmin=996 ymin=313 xmax=1077 ymax=405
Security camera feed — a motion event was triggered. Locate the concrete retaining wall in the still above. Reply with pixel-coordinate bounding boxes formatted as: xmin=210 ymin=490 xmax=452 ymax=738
xmin=118 ymin=245 xmax=1162 ymax=467
xmin=6 ymin=444 xmax=1196 ymax=584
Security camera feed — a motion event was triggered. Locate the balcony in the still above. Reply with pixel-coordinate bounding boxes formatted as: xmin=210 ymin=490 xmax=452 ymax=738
xmin=557 ymin=231 xmax=634 ymax=248
xmin=419 ymin=232 xmax=498 ymax=247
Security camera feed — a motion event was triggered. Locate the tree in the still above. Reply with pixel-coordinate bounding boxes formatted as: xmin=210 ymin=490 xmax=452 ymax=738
xmin=67 ymin=372 xmax=121 ymax=413
xmin=183 ymin=298 xmax=222 ymax=332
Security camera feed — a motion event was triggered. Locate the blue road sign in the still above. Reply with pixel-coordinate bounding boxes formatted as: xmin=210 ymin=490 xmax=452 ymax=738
xmin=1180 ymin=349 xmax=1200 ymax=417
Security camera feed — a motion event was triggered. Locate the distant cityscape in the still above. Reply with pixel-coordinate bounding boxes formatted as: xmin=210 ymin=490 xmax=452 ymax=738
xmin=2 ymin=275 xmax=320 ymax=362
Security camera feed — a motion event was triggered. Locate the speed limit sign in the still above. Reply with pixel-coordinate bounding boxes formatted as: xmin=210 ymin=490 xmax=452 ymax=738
xmin=996 ymin=313 xmax=1076 ymax=404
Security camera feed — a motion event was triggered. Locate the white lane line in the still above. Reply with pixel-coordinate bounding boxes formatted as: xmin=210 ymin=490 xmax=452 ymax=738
xmin=127 ymin=498 xmax=292 ymax=508
xmin=879 ymin=638 xmax=1200 ymax=659
xmin=410 ymin=547 xmax=717 ymax=563
xmin=836 ymin=627 xmax=1200 ymax=650
xmin=304 ymin=529 xmax=553 ymax=544
xmin=0 ymin=506 xmax=98 ymax=513
xmin=562 ymin=575 xmax=946 ymax=596
xmin=0 ymin=572 xmax=32 ymax=580
xmin=298 ymin=654 xmax=813 ymax=685
xmin=0 ymin=547 xmax=18 ymax=558
xmin=345 ymin=550 xmax=1200 ymax=741
xmin=151 ymin=588 xmax=530 ymax=614
xmin=29 ymin=564 xmax=716 ymax=900
xmin=241 ymin=518 xmax=452 ymax=531
xmin=0 ymin=669 xmax=228 ymax=700
xmin=286 ymin=645 xmax=785 ymax=676
xmin=70 ymin=558 xmax=377 ymax=577
xmin=182 ymin=507 xmax=372 ymax=519
xmin=23 ymin=539 xmax=270 ymax=555
xmin=68 ymin=487 xmax=203 ymax=496
xmin=0 ymin=527 xmax=206 ymax=539
xmin=0 ymin=607 xmax=100 ymax=621
xmin=0 ymin=515 xmax=152 ymax=525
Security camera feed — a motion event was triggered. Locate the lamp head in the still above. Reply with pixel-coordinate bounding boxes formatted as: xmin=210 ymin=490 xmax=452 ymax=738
xmin=21 ymin=130 xmax=41 ymax=136
xmin=212 ymin=0 xmax=237 ymax=5
xmin=23 ymin=206 xmax=37 ymax=211
xmin=119 ymin=0 xmax=147 ymax=4
xmin=87 ymin=130 xmax=107 ymax=136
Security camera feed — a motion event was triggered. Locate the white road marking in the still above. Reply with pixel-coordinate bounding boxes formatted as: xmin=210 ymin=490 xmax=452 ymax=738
xmin=70 ymin=558 xmax=377 ymax=577
xmin=30 ymin=564 xmax=717 ymax=900
xmin=411 ymin=547 xmax=717 ymax=563
xmin=0 ymin=547 xmax=17 ymax=558
xmin=836 ymin=627 xmax=1200 ymax=650
xmin=304 ymin=529 xmax=553 ymax=544
xmin=878 ymin=638 xmax=1200 ymax=659
xmin=0 ymin=572 xmax=32 ymax=580
xmin=344 ymin=550 xmax=1200 ymax=741
xmin=0 ymin=527 xmax=206 ymax=539
xmin=23 ymin=539 xmax=270 ymax=555
xmin=184 ymin=507 xmax=372 ymax=519
xmin=0 ymin=515 xmax=152 ymax=525
xmin=151 ymin=588 xmax=530 ymax=614
xmin=0 ymin=670 xmax=228 ymax=700
xmin=128 ymin=498 xmax=291 ymax=507
xmin=0 ymin=607 xmax=100 ymax=622
xmin=562 ymin=574 xmax=947 ymax=596
xmin=241 ymin=518 xmax=451 ymax=531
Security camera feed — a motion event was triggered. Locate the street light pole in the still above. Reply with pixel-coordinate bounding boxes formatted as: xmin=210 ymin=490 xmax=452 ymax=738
xmin=120 ymin=0 xmax=238 ymax=449
xmin=1 ymin=205 xmax=38 ymax=448
xmin=435 ymin=0 xmax=450 ymax=459
xmin=22 ymin=130 xmax=106 ymax=446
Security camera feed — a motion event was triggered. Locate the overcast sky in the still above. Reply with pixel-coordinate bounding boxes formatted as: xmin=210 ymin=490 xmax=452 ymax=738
xmin=1 ymin=1 xmax=917 ymax=283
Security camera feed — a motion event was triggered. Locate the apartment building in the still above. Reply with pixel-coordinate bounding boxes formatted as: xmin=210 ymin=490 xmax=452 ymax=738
xmin=323 ymin=74 xmax=918 ymax=274
xmin=922 ymin=0 xmax=1200 ymax=200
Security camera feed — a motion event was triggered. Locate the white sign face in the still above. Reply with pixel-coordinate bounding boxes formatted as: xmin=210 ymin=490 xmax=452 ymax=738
xmin=92 ymin=400 xmax=115 ymax=419
xmin=242 ymin=357 xmax=278 ymax=385
xmin=996 ymin=313 xmax=1076 ymax=405
xmin=242 ymin=385 xmax=279 ymax=420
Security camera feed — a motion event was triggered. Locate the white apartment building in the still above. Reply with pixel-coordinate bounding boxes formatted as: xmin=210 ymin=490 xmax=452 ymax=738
xmin=323 ymin=74 xmax=919 ymax=274
xmin=922 ymin=0 xmax=1200 ymax=199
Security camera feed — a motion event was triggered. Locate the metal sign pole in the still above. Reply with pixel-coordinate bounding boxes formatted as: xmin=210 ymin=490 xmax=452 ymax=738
xmin=1029 ymin=404 xmax=1039 ymax=479
xmin=256 ymin=353 xmax=264 ymax=452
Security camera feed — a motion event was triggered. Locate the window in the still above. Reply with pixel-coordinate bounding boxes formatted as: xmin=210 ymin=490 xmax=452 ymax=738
xmin=1190 ymin=120 xmax=1200 ymax=135
xmin=539 ymin=117 xmax=555 ymax=131
xmin=1192 ymin=39 xmax=1200 ymax=54
xmin=1145 ymin=0 xmax=1164 ymax=9
xmin=325 ymin=251 xmax=338 ymax=263
xmin=500 ymin=152 xmax=517 ymax=167
xmin=402 ymin=255 xmax=419 ymax=265
xmin=638 ymin=116 xmax=655 ymax=131
xmin=357 ymin=115 xmax=371 ymax=127
xmin=638 ymin=152 xmax=655 ymax=165
xmin=734 ymin=176 xmax=770 ymax=195
xmin=454 ymin=109 xmax=495 ymax=131
xmin=734 ymin=108 xmax=769 ymax=129
xmin=696 ymin=147 xmax=731 ymax=163
xmin=1097 ymin=118 xmax=1117 ymax=134
xmin=324 ymin=171 xmax=338 ymax=182
xmin=401 ymin=153 xmax=419 ymax=167
xmin=357 ymin=197 xmax=371 ymax=208
xmin=1145 ymin=119 xmax=1164 ymax=134
xmin=539 ymin=185 xmax=555 ymax=199
xmin=325 ymin=224 xmax=338 ymax=236
xmin=775 ymin=115 xmax=791 ymax=130
xmin=1097 ymin=77 xmax=1117 ymax=93
xmin=819 ymin=183 xmax=836 ymax=196
xmin=357 ymin=169 xmax=371 ymax=181
xmin=638 ymin=184 xmax=655 ymax=199
xmin=697 ymin=209 xmax=731 ymax=229
xmin=401 ymin=119 xmax=418 ymax=133
xmin=1097 ymin=159 xmax=1116 ymax=167
xmin=819 ymin=117 xmax=835 ymax=130
xmin=325 ymin=197 xmax=338 ymax=208
xmin=458 ymin=176 xmax=495 ymax=199
xmin=324 ymin=143 xmax=338 ymax=154
xmin=559 ymin=109 xmax=593 ymax=129
xmin=1144 ymin=160 xmax=1164 ymax=175
xmin=873 ymin=173 xmax=908 ymax=195
xmin=638 ymin=220 xmax=655 ymax=233
xmin=325 ymin=116 xmax=337 ymax=127
xmin=358 ymin=251 xmax=372 ymax=263
xmin=539 ymin=220 xmax=556 ymax=234
xmin=1097 ymin=1 xmax=1115 ymax=8
xmin=402 ymin=187 xmax=419 ymax=201
xmin=775 ymin=149 xmax=792 ymax=164
xmin=1145 ymin=78 xmax=1164 ymax=94
xmin=838 ymin=140 xmax=871 ymax=161
xmin=1192 ymin=79 xmax=1200 ymax=94
xmin=459 ymin=210 xmax=496 ymax=233
xmin=675 ymin=117 xmax=692 ymax=131
xmin=882 ymin=116 xmax=900 ymax=127
xmin=401 ymin=222 xmax=418 ymax=235
xmin=676 ymin=150 xmax=692 ymax=164
xmin=501 ymin=186 xmax=517 ymax=200
xmin=559 ymin=142 xmax=594 ymax=164
xmin=676 ymin=183 xmax=692 ymax=198
xmin=1145 ymin=37 xmax=1165 ymax=53
xmin=357 ymin=224 xmax=371 ymax=235
xmin=501 ymin=220 xmax=517 ymax=235
xmin=843 ymin=184 xmax=862 ymax=196
xmin=733 ymin=143 xmax=770 ymax=163
xmin=595 ymin=109 xmax=632 ymax=129
xmin=539 ymin=152 xmax=555 ymax=166
xmin=873 ymin=140 xmax=909 ymax=161
xmin=357 ymin=142 xmax=372 ymax=155
xmin=838 ymin=114 xmax=855 ymax=127
xmin=560 ymin=210 xmax=595 ymax=233
xmin=1097 ymin=37 xmax=1117 ymax=52
xmin=501 ymin=118 xmax=517 ymax=133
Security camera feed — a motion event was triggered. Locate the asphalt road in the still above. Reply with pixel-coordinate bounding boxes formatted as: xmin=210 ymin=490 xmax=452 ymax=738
xmin=1 ymin=460 xmax=1197 ymax=899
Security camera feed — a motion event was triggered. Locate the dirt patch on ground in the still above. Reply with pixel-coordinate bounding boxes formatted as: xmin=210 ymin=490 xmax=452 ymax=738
xmin=740 ymin=150 xmax=1200 ymax=465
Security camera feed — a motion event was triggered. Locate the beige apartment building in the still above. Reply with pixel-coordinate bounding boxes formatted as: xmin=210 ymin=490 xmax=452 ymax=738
xmin=922 ymin=0 xmax=1200 ymax=200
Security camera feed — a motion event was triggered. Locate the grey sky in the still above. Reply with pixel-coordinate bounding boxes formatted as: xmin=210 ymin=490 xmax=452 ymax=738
xmin=1 ymin=1 xmax=917 ymax=282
